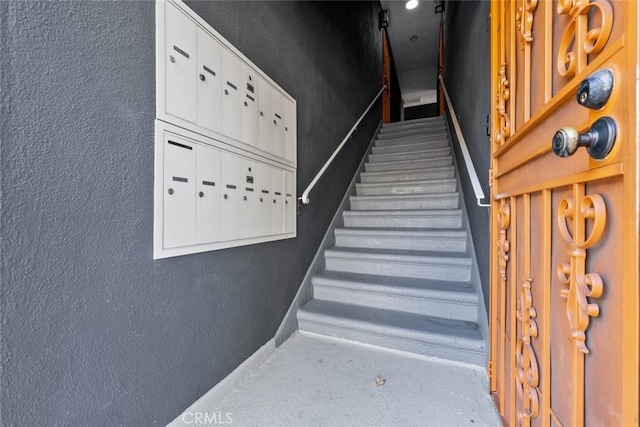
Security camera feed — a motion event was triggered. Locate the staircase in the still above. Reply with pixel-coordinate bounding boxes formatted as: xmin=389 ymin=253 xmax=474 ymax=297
xmin=297 ymin=116 xmax=486 ymax=366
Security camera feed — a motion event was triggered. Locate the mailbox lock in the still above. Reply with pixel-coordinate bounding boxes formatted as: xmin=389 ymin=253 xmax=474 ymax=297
xmin=285 ymin=127 xmax=288 ymax=131
xmin=260 ymin=197 xmax=263 ymax=202
xmin=248 ymin=167 xmax=252 ymax=172
xmin=199 ymin=191 xmax=204 ymax=198
xmin=286 ymin=200 xmax=288 ymax=204
xmin=168 ymin=188 xmax=174 ymax=195
xmin=169 ymin=55 xmax=175 ymax=63
xmin=274 ymin=120 xmax=277 ymax=125
xmin=224 ymin=194 xmax=228 ymax=199
xmin=260 ymin=111 xmax=264 ymax=117
xmin=199 ymin=74 xmax=205 ymax=81
xmin=243 ymin=196 xmax=247 ymax=201
xmin=273 ymin=199 xmax=276 ymax=204
xmin=225 ymin=89 xmax=229 ymax=95
xmin=244 ymin=101 xmax=248 ymax=107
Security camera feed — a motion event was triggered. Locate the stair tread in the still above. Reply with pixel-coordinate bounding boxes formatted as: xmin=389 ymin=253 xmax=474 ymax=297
xmin=372 ymin=142 xmax=450 ymax=153
xmin=298 ymin=299 xmax=483 ymax=348
xmin=314 ymin=270 xmax=475 ymax=297
xmin=344 ymin=208 xmax=462 ymax=217
xmin=366 ymin=155 xmax=451 ymax=165
xmin=362 ymin=166 xmax=453 ymax=175
xmin=376 ymin=134 xmax=448 ymax=143
xmin=381 ymin=117 xmax=444 ymax=128
xmin=357 ymin=178 xmax=456 ymax=186
xmin=351 ymin=192 xmax=458 ymax=200
xmin=326 ymin=246 xmax=472 ymax=261
xmin=381 ymin=121 xmax=445 ymax=131
xmin=335 ymin=227 xmax=465 ymax=235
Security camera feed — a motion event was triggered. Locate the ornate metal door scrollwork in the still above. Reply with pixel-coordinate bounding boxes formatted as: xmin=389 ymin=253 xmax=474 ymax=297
xmin=495 ymin=64 xmax=511 ymax=147
xmin=516 ymin=278 xmax=540 ymax=426
xmin=557 ymin=0 xmax=613 ymax=78
xmin=516 ymin=0 xmax=537 ymax=48
xmin=557 ymin=193 xmax=606 ymax=354
xmin=498 ymin=199 xmax=511 ymax=281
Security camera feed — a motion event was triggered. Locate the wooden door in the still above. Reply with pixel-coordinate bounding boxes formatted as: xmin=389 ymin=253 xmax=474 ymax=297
xmin=382 ymin=28 xmax=391 ymax=124
xmin=489 ymin=1 xmax=639 ymax=426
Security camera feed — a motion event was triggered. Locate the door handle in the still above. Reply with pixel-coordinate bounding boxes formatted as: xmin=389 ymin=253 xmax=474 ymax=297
xmin=552 ymin=117 xmax=616 ymax=159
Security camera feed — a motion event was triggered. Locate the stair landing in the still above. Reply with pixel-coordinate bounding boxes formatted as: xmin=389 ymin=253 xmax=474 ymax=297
xmin=204 ymin=333 xmax=501 ymax=427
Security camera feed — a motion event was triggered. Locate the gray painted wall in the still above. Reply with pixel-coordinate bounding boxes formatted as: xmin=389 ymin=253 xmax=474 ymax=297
xmin=0 ymin=1 xmax=382 ymax=425
xmin=443 ymin=0 xmax=491 ymax=309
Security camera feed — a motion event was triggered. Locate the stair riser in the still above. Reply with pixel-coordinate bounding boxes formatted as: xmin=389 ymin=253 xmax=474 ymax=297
xmin=334 ymin=234 xmax=467 ymax=252
xmin=379 ymin=127 xmax=447 ymax=138
xmin=297 ymin=321 xmax=484 ymax=366
xmin=350 ymin=195 xmax=458 ymax=211
xmin=375 ymin=134 xmax=448 ymax=146
xmin=325 ymin=257 xmax=472 ymax=281
xmin=356 ymin=181 xmax=456 ymax=196
xmin=368 ymin=148 xmax=451 ymax=163
xmin=381 ymin=120 xmax=444 ymax=133
xmin=372 ymin=141 xmax=449 ymax=155
xmin=360 ymin=168 xmax=455 ymax=183
xmin=382 ymin=117 xmax=443 ymax=129
xmin=365 ymin=157 xmax=452 ymax=173
xmin=343 ymin=214 xmax=462 ymax=229
xmin=313 ymin=286 xmax=477 ymax=322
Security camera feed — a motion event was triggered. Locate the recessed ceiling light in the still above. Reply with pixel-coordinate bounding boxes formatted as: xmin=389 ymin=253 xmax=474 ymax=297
xmin=410 ymin=35 xmax=418 ymax=41
xmin=406 ymin=0 xmax=419 ymax=10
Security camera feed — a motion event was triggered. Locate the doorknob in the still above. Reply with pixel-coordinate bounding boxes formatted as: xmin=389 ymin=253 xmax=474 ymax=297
xmin=552 ymin=117 xmax=617 ymax=159
xmin=577 ymin=68 xmax=613 ymax=110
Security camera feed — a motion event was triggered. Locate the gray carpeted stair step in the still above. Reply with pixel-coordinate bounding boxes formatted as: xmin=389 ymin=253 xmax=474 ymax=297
xmin=368 ymin=147 xmax=451 ymax=163
xmin=312 ymin=271 xmax=477 ymax=321
xmin=356 ymin=178 xmax=457 ymax=196
xmin=379 ymin=120 xmax=446 ymax=136
xmin=360 ymin=166 xmax=455 ymax=183
xmin=377 ymin=128 xmax=448 ymax=140
xmin=371 ymin=139 xmax=449 ymax=155
xmin=350 ymin=193 xmax=459 ymax=211
xmin=324 ymin=247 xmax=472 ymax=281
xmin=297 ymin=299 xmax=484 ymax=366
xmin=334 ymin=227 xmax=466 ymax=252
xmin=343 ymin=209 xmax=463 ymax=229
xmin=364 ymin=156 xmax=452 ymax=173
xmin=375 ymin=132 xmax=449 ymax=146
xmin=380 ymin=116 xmax=444 ymax=131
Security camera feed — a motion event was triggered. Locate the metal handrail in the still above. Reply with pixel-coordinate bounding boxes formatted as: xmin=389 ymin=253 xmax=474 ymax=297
xmin=438 ymin=75 xmax=490 ymax=208
xmin=300 ymin=86 xmax=387 ymax=205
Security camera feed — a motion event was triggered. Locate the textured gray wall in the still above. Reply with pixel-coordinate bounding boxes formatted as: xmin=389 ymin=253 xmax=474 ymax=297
xmin=0 ymin=1 xmax=382 ymax=425
xmin=444 ymin=0 xmax=491 ymax=309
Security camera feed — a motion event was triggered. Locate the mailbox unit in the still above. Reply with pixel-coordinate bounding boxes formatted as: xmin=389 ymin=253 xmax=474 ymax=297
xmin=154 ymin=0 xmax=297 ymax=259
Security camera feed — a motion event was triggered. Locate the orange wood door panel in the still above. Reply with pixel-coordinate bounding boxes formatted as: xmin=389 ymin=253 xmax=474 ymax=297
xmin=489 ymin=1 xmax=639 ymax=426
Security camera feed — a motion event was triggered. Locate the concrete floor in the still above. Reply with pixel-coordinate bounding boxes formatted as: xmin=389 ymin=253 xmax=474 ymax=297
xmin=212 ymin=332 xmax=501 ymax=427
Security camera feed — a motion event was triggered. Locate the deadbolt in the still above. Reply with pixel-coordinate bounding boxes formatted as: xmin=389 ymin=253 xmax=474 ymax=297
xmin=552 ymin=117 xmax=617 ymax=159
xmin=577 ymin=68 xmax=613 ymax=110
